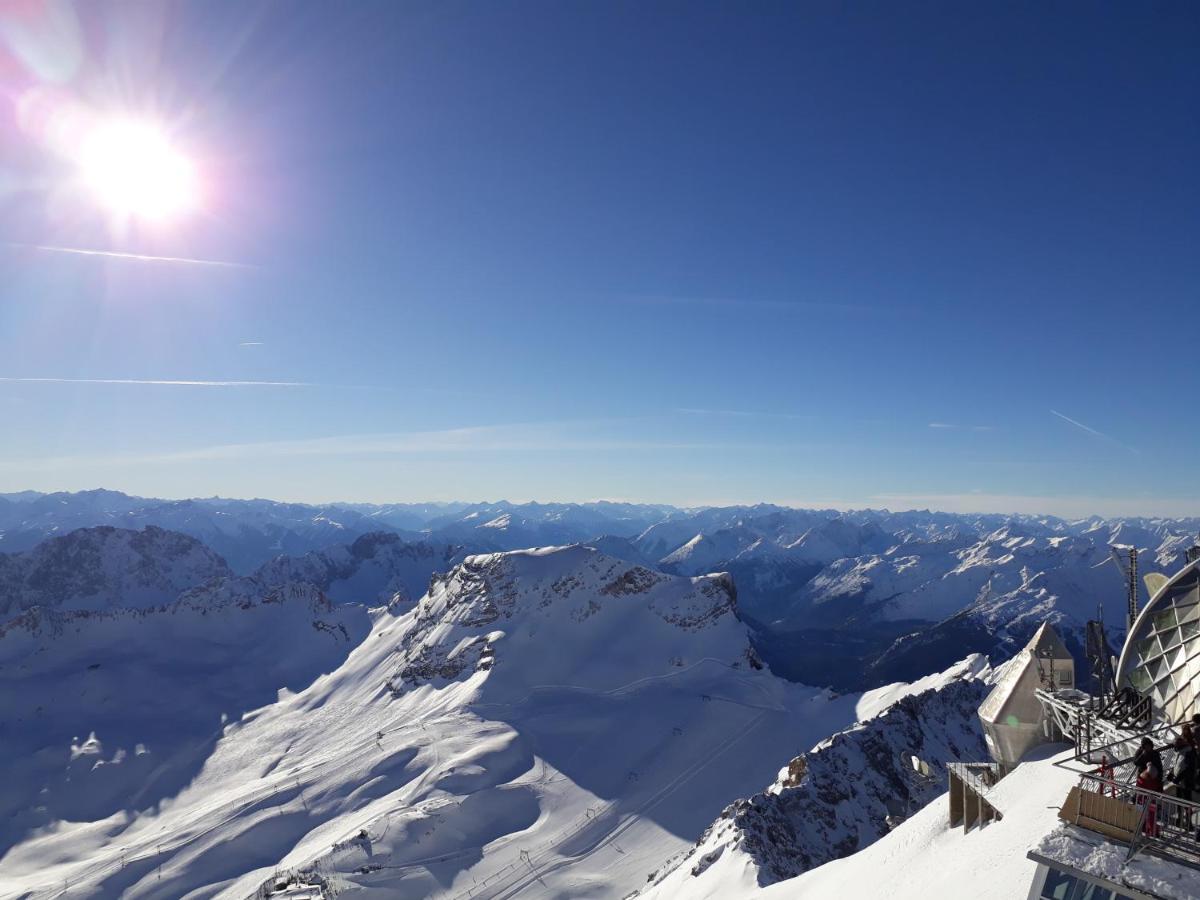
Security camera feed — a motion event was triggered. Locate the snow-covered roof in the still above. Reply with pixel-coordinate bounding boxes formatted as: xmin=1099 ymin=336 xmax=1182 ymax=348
xmin=1028 ymin=620 xmax=1073 ymax=660
xmin=978 ymin=621 xmax=1072 ymax=725
xmin=977 ymin=649 xmax=1031 ymax=724
xmin=1032 ymin=817 xmax=1200 ymax=899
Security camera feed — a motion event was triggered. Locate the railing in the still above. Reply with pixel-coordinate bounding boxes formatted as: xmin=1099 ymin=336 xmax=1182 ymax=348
xmin=1098 ymin=688 xmax=1154 ymax=730
xmin=1070 ymin=772 xmax=1200 ymax=868
xmin=1036 ymin=688 xmax=1123 ymax=760
xmin=1076 ymin=720 xmax=1185 ymax=790
xmin=1035 ymin=687 xmax=1186 ymax=782
xmin=947 ymin=762 xmax=1004 ymax=796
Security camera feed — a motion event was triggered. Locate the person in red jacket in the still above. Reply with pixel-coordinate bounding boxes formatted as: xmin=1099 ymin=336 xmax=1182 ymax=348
xmin=1134 ymin=738 xmax=1165 ymax=837
xmin=1091 ymin=754 xmax=1116 ymax=797
xmin=1135 ymin=738 xmax=1164 ymax=792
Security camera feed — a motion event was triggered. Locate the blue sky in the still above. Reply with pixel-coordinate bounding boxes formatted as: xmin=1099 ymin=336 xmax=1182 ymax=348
xmin=1 ymin=1 xmax=1198 ymax=516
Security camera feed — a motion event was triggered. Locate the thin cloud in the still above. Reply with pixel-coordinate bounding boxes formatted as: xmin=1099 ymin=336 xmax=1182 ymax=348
xmin=928 ymin=422 xmax=995 ymax=432
xmin=676 ymin=407 xmax=812 ymax=420
xmin=7 ymin=243 xmax=252 ymax=269
xmin=2 ymin=423 xmax=743 ymax=471
xmin=1049 ymin=409 xmax=1139 ymax=454
xmin=622 ymin=294 xmax=876 ymax=313
xmin=0 ymin=377 xmax=310 ymax=387
xmin=238 ymin=342 xmax=265 ymax=347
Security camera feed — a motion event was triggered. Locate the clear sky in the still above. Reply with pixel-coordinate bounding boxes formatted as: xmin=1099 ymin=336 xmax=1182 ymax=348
xmin=1 ymin=1 xmax=1197 ymax=516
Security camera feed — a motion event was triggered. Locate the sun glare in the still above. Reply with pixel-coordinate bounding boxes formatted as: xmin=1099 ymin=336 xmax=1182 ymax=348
xmin=77 ymin=120 xmax=199 ymax=222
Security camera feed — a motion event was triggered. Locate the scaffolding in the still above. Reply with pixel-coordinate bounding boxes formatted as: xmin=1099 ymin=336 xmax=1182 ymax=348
xmin=947 ymin=762 xmax=1005 ymax=832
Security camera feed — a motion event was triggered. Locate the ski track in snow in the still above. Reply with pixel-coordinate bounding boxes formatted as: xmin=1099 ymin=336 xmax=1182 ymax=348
xmin=0 ymin=517 xmax=1115 ymax=900
xmin=40 ymin=713 xmax=456 ymax=899
xmin=5 ymin=546 xmax=869 ymax=900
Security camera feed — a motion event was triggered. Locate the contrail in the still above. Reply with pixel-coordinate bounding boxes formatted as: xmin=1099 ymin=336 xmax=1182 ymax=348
xmin=1 ymin=377 xmax=310 ymax=387
xmin=8 ymin=243 xmax=252 ymax=268
xmin=1050 ymin=409 xmax=1138 ymax=453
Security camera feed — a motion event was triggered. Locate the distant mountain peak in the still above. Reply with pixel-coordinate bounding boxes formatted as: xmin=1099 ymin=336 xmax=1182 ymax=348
xmin=0 ymin=525 xmax=232 ymax=617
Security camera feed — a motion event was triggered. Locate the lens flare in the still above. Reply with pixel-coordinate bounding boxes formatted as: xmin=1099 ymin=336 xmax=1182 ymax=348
xmin=77 ymin=120 xmax=199 ymax=221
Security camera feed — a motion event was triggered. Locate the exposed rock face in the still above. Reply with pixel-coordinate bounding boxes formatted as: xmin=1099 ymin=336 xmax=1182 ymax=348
xmin=387 ymin=546 xmax=747 ymax=694
xmin=648 ymin=658 xmax=993 ymax=892
xmin=0 ymin=526 xmax=458 ymax=637
xmin=253 ymin=532 xmax=463 ymax=605
xmin=0 ymin=526 xmax=233 ymax=617
xmin=174 ymin=575 xmax=335 ymax=616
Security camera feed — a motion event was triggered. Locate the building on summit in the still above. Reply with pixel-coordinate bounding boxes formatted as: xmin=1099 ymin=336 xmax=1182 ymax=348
xmin=950 ymin=548 xmax=1200 ymax=900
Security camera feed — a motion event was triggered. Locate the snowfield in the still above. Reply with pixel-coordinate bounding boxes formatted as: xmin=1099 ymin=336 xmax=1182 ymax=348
xmin=641 ymin=654 xmax=996 ymax=898
xmin=0 ymin=546 xmax=887 ymax=899
xmin=5 ymin=494 xmax=1200 ymax=900
xmin=8 ymin=491 xmax=1200 ymax=693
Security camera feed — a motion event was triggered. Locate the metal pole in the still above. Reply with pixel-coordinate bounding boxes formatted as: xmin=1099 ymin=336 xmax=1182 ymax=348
xmin=1128 ymin=547 xmax=1138 ymax=632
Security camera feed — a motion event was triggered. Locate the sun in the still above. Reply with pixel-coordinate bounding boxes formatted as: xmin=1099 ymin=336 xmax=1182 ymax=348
xmin=77 ymin=120 xmax=199 ymax=222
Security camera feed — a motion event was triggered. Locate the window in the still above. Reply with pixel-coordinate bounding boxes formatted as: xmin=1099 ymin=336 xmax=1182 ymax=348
xmin=1037 ymin=866 xmax=1134 ymax=900
xmin=1041 ymin=867 xmax=1076 ymax=899
xmin=1058 ymin=670 xmax=1073 ymax=686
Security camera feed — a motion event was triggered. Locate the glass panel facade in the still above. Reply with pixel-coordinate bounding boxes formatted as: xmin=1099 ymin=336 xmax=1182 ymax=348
xmin=1129 ymin=668 xmax=1152 ymax=692
xmin=1037 ymin=865 xmax=1134 ymax=900
xmin=1136 ymin=635 xmax=1161 ymax=660
xmin=1170 ymin=646 xmax=1188 ymax=670
xmin=1155 ymin=608 xmax=1179 ymax=631
xmin=1117 ymin=563 xmax=1200 ymax=723
xmin=1180 ymin=682 xmax=1195 ymax=712
xmin=1040 ymin=867 xmax=1076 ymax=899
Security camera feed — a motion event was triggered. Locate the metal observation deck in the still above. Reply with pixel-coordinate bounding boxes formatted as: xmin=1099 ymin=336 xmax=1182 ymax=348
xmin=1036 ymin=686 xmax=1200 ymax=868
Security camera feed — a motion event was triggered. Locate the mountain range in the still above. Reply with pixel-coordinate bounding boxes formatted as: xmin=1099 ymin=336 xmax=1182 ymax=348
xmin=0 ymin=544 xmax=875 ymax=898
xmin=3 ymin=489 xmax=1197 ymax=899
xmin=4 ymin=490 xmax=1197 ymax=691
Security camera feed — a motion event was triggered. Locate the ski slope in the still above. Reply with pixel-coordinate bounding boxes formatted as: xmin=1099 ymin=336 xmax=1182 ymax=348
xmin=1 ymin=547 xmax=870 ymax=899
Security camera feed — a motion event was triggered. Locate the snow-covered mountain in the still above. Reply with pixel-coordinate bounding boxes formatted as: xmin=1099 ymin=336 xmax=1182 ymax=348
xmin=0 ymin=545 xmax=878 ymax=900
xmin=641 ymin=655 xmax=995 ymax=898
xmin=252 ymin=532 xmax=464 ymax=606
xmin=6 ymin=492 xmax=1200 ymax=694
xmin=415 ymin=500 xmax=679 ymax=551
xmin=0 ymin=492 xmax=679 ymax=572
xmin=0 ymin=578 xmax=369 ymax=871
xmin=641 ymin=509 xmax=1200 ymax=690
xmin=6 ymin=493 xmax=1197 ymax=899
xmin=0 ymin=491 xmax=401 ymax=573
xmin=0 ymin=525 xmax=232 ymax=617
xmin=0 ymin=526 xmax=470 ymax=635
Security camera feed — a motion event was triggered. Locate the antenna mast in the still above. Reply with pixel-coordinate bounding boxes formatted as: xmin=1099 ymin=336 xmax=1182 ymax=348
xmin=1110 ymin=544 xmax=1140 ymax=632
xmin=1127 ymin=547 xmax=1138 ymax=631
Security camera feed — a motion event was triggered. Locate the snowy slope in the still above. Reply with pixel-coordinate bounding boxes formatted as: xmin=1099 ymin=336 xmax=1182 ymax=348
xmin=418 ymin=501 xmax=678 ymax=550
xmin=730 ymin=744 xmax=1078 ymax=900
xmin=0 ymin=546 xmax=871 ymax=900
xmin=0 ymin=526 xmax=232 ymax=617
xmin=0 ymin=493 xmax=683 ymax=571
xmin=763 ymin=523 xmax=1149 ymax=632
xmin=0 ymin=580 xmax=369 ymax=875
xmin=641 ymin=655 xmax=994 ymax=897
xmin=767 ymin=743 xmax=1200 ymax=900
xmin=7 ymin=493 xmax=1200 ymax=694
